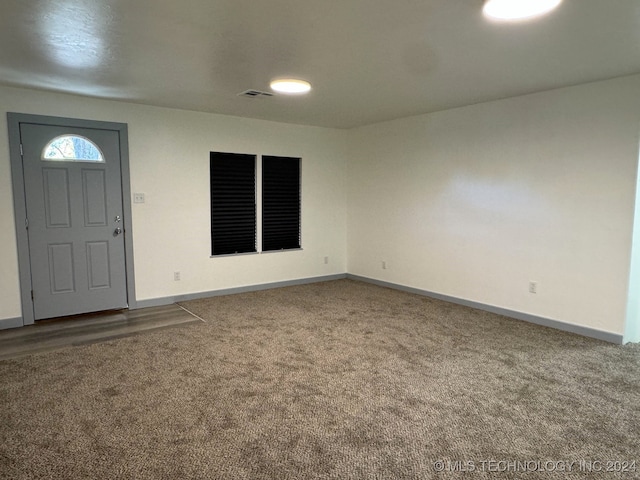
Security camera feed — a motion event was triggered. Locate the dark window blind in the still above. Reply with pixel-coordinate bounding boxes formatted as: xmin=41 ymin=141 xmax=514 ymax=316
xmin=262 ymin=156 xmax=301 ymax=251
xmin=210 ymin=152 xmax=256 ymax=255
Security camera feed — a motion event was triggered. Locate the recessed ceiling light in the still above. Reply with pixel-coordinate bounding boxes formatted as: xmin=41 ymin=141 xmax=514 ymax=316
xmin=483 ymin=0 xmax=562 ymax=21
xmin=270 ymin=79 xmax=312 ymax=94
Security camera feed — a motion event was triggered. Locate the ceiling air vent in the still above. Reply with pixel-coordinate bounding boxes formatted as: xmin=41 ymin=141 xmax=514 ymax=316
xmin=238 ymin=89 xmax=274 ymax=98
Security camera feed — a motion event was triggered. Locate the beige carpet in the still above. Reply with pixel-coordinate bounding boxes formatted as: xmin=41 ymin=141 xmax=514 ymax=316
xmin=1 ymin=279 xmax=639 ymax=479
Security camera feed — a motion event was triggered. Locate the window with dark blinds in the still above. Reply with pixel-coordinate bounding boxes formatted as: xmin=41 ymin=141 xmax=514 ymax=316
xmin=210 ymin=152 xmax=256 ymax=256
xmin=262 ymin=156 xmax=301 ymax=251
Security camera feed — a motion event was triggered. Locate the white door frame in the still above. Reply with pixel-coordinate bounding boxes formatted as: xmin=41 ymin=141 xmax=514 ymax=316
xmin=7 ymin=113 xmax=138 ymax=326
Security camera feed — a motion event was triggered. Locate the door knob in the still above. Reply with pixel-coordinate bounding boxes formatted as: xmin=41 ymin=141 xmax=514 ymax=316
xmin=114 ymin=227 xmax=123 ymax=236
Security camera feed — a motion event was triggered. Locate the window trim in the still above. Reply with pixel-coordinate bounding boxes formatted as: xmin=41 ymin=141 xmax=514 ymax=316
xmin=209 ymin=151 xmax=257 ymax=256
xmin=209 ymin=151 xmax=302 ymax=257
xmin=261 ymin=155 xmax=301 ymax=252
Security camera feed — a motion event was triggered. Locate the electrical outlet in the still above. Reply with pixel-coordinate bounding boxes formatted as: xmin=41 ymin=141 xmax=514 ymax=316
xmin=174 ymin=271 xmax=181 ymax=281
xmin=324 ymin=256 xmax=329 ymax=264
xmin=529 ymin=281 xmax=537 ymax=294
xmin=133 ymin=193 xmax=145 ymax=204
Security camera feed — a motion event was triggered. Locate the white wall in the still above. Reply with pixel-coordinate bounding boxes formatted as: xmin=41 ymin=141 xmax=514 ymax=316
xmin=4 ymin=76 xmax=640 ymax=339
xmin=0 ymin=86 xmax=348 ymax=321
xmin=625 ymin=155 xmax=640 ymax=343
xmin=347 ymin=75 xmax=640 ymax=336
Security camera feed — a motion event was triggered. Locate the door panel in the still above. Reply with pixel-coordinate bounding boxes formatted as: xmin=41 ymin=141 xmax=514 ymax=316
xmin=86 ymin=241 xmax=111 ymax=289
xmin=82 ymin=169 xmax=108 ymax=226
xmin=43 ymin=168 xmax=72 ymax=227
xmin=48 ymin=243 xmax=75 ymax=293
xmin=21 ymin=123 xmax=127 ymax=320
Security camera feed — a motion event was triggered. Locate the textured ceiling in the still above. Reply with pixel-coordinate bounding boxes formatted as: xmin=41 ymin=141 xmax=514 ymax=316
xmin=1 ymin=0 xmax=639 ymax=128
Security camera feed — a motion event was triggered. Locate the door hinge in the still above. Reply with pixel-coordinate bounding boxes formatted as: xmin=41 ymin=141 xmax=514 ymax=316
xmin=19 ymin=143 xmax=23 ymax=156
xmin=25 ymin=218 xmax=28 ymax=229
xmin=31 ymin=290 xmax=34 ymax=300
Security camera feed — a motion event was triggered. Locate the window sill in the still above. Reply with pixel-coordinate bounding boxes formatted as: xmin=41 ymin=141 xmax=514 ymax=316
xmin=210 ymin=248 xmax=303 ymax=259
xmin=260 ymin=248 xmax=303 ymax=254
xmin=210 ymin=251 xmax=259 ymax=259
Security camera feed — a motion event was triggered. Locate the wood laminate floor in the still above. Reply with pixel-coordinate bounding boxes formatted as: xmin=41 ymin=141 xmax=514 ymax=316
xmin=0 ymin=304 xmax=203 ymax=361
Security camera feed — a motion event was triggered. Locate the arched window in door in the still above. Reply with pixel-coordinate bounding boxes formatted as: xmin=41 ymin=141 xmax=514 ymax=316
xmin=42 ymin=135 xmax=104 ymax=162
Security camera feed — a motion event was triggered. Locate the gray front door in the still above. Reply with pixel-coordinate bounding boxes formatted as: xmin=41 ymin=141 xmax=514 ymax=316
xmin=20 ymin=123 xmax=128 ymax=320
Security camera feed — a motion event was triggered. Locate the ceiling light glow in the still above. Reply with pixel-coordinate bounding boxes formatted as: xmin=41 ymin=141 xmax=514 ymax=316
xmin=270 ymin=79 xmax=311 ymax=94
xmin=483 ymin=0 xmax=562 ymax=21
